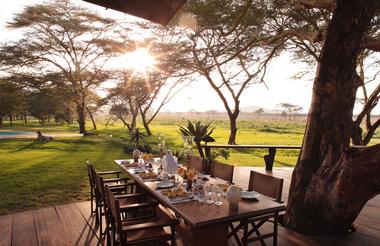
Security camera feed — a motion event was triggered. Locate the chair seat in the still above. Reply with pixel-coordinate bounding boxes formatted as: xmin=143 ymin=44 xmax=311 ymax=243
xmin=125 ymin=226 xmax=171 ymax=243
xmin=122 ymin=219 xmax=172 ymax=244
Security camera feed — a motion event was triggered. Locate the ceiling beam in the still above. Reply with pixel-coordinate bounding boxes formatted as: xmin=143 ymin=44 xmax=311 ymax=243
xmin=83 ymin=0 xmax=187 ymax=25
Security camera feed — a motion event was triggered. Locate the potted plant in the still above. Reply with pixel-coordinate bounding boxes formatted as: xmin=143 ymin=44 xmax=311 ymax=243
xmin=178 ymin=120 xmax=215 ymax=158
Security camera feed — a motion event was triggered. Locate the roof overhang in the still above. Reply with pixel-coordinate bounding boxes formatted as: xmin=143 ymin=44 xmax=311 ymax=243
xmin=83 ymin=0 xmax=187 ymax=25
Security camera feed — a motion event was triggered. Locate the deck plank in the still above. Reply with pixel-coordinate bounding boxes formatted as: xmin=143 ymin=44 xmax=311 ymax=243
xmin=12 ymin=211 xmax=38 ymax=246
xmin=55 ymin=203 xmax=99 ymax=246
xmin=0 ymin=214 xmax=12 ymax=246
xmin=33 ymin=207 xmax=70 ymax=246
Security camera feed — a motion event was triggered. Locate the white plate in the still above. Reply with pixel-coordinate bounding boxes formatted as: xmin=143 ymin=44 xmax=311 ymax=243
xmin=198 ymin=174 xmax=210 ymax=179
xmin=241 ymin=191 xmax=260 ymax=199
xmin=157 ymin=182 xmax=175 ymax=189
xmin=133 ymin=168 xmax=147 ymax=173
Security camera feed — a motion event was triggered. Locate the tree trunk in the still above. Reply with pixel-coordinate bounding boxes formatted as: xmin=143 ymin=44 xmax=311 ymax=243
xmin=9 ymin=114 xmax=13 ymax=127
xmin=0 ymin=115 xmax=3 ymax=128
xmin=195 ymin=141 xmax=204 ymax=158
xmin=228 ymin=114 xmax=238 ymax=145
xmin=76 ymin=103 xmax=86 ymax=134
xmin=86 ymin=107 xmax=97 ymax=130
xmin=285 ymin=0 xmax=379 ymax=235
xmin=130 ymin=112 xmax=137 ymax=134
xmin=140 ymin=107 xmax=152 ymax=136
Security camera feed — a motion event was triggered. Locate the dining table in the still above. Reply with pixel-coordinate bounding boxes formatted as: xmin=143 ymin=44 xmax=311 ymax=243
xmin=114 ymin=159 xmax=286 ymax=246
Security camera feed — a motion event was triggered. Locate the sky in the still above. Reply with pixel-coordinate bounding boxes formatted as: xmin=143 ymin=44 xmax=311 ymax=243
xmin=0 ymin=0 xmax=371 ymax=114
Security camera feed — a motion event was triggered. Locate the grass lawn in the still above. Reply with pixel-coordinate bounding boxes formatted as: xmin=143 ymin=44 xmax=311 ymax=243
xmin=0 ymin=136 xmax=129 ymax=215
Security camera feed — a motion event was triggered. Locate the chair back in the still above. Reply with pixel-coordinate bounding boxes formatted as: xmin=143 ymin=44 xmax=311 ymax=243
xmin=187 ymin=156 xmax=204 ymax=173
xmin=94 ymin=174 xmax=106 ymax=201
xmin=86 ymin=160 xmax=96 ymax=187
xmin=210 ymin=160 xmax=234 ymax=183
xmin=105 ymin=186 xmax=123 ymax=236
xmin=248 ymin=171 xmax=283 ymax=202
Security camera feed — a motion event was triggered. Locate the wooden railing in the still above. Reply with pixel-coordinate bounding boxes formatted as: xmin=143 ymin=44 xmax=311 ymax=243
xmin=201 ymin=144 xmax=302 ymax=171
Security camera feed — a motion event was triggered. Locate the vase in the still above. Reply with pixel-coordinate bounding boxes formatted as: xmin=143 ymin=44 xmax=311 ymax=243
xmin=226 ymin=185 xmax=241 ymax=210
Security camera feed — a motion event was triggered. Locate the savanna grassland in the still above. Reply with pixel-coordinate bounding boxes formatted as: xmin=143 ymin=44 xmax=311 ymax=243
xmin=1 ymin=115 xmax=379 ymax=215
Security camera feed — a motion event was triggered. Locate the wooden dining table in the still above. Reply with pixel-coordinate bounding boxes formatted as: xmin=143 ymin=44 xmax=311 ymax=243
xmin=114 ymin=159 xmax=286 ymax=246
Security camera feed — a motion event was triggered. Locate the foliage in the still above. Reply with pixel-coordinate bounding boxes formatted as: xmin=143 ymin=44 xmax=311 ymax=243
xmin=0 ymin=0 xmax=126 ymax=133
xmin=171 ymin=149 xmax=185 ymax=163
xmin=0 ymin=80 xmax=28 ymax=127
xmin=211 ymin=149 xmax=230 ymax=160
xmin=129 ymin=127 xmax=146 ymax=145
xmin=178 ymin=120 xmax=215 ymax=158
xmin=123 ymin=142 xmax=156 ymax=155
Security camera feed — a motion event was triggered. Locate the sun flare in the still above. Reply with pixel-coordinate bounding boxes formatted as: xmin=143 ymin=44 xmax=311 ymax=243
xmin=124 ymin=48 xmax=156 ymax=74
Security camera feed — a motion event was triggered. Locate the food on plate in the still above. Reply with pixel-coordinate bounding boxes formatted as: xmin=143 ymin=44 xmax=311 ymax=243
xmin=160 ymin=188 xmax=188 ymax=198
xmin=138 ymin=172 xmax=158 ymax=179
xmin=123 ymin=162 xmax=139 ymax=168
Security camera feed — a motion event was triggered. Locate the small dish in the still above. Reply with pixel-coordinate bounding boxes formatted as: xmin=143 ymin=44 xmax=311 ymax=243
xmin=157 ymin=182 xmax=175 ymax=189
xmin=241 ymin=191 xmax=260 ymax=199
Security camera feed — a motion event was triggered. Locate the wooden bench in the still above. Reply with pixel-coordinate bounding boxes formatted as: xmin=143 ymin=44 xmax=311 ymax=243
xmin=202 ymin=144 xmax=302 ymax=171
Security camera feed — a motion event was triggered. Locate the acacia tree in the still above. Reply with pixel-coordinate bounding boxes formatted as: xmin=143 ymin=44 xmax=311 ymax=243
xmin=0 ymin=0 xmax=125 ymax=133
xmin=180 ymin=0 xmax=281 ymax=144
xmin=137 ymin=72 xmax=190 ymax=136
xmin=284 ymin=0 xmax=380 ymax=234
xmin=277 ymin=103 xmax=303 ymax=120
xmin=0 ymin=80 xmax=28 ymax=127
xmin=107 ymin=72 xmax=140 ymax=133
xmin=265 ymin=0 xmax=380 ymax=145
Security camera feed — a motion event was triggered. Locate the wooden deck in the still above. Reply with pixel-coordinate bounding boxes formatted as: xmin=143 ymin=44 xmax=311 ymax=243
xmin=0 ymin=167 xmax=379 ymax=246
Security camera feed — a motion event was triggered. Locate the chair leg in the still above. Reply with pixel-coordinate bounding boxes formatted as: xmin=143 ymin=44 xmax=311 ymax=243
xmin=170 ymin=225 xmax=176 ymax=245
xmin=99 ymin=203 xmax=103 ymax=237
xmin=95 ymin=201 xmax=100 ymax=227
xmin=90 ymin=187 xmax=95 ymax=214
xmin=273 ymin=213 xmax=278 ymax=246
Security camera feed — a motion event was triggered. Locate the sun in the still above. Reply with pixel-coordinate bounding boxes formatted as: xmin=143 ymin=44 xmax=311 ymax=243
xmin=124 ymin=48 xmax=156 ymax=74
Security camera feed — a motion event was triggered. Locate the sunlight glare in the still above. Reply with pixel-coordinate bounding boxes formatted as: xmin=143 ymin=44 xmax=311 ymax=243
xmin=124 ymin=48 xmax=156 ymax=74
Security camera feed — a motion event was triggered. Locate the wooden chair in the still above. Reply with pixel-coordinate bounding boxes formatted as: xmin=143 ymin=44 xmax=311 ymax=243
xmin=186 ymin=156 xmax=204 ymax=173
xmin=86 ymin=160 xmax=132 ymax=215
xmin=228 ymin=171 xmax=284 ymax=246
xmin=248 ymin=171 xmax=283 ymax=203
xmin=210 ymin=160 xmax=234 ymax=183
xmin=94 ymin=173 xmax=145 ymax=239
xmin=105 ymin=186 xmax=179 ymax=246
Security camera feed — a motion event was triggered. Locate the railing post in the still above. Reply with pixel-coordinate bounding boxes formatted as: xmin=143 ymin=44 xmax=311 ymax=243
xmin=204 ymin=146 xmax=212 ymax=160
xmin=264 ymin=147 xmax=276 ymax=171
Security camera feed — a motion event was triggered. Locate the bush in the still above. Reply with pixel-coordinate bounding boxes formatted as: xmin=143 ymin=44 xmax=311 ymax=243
xmin=123 ymin=142 xmax=158 ymax=154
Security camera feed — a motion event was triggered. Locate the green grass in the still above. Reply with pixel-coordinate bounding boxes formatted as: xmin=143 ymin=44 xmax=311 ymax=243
xmin=0 ymin=136 xmax=129 ymax=215
xmin=97 ymin=119 xmax=305 ymax=166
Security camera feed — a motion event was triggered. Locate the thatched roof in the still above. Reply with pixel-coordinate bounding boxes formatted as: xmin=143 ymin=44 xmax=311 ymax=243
xmin=83 ymin=0 xmax=187 ymax=25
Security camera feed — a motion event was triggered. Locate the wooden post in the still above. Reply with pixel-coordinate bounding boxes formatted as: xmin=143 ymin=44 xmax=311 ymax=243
xmin=204 ymin=146 xmax=212 ymax=160
xmin=264 ymin=147 xmax=276 ymax=171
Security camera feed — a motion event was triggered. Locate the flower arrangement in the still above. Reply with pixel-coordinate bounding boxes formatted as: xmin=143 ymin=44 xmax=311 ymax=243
xmin=177 ymin=167 xmax=195 ymax=180
xmin=143 ymin=153 xmax=154 ymax=160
